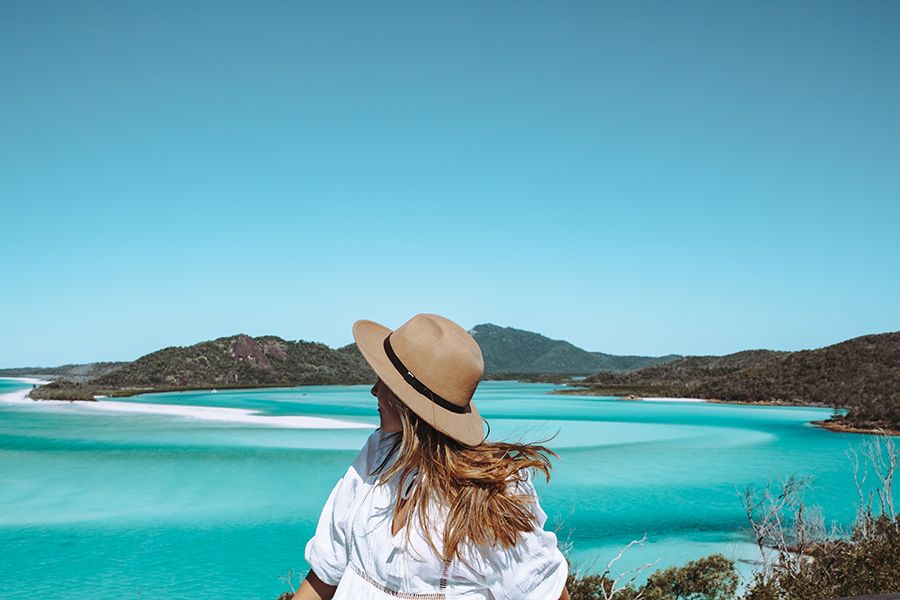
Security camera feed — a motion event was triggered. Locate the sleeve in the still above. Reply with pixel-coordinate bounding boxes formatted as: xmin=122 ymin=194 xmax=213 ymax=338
xmin=481 ymin=470 xmax=569 ymax=600
xmin=303 ymin=431 xmax=379 ymax=586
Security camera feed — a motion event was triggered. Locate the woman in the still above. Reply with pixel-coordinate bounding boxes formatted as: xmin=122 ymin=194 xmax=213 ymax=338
xmin=293 ymin=313 xmax=570 ymax=600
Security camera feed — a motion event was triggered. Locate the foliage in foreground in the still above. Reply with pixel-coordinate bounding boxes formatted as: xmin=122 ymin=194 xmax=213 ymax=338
xmin=742 ymin=515 xmax=899 ymax=600
xmin=565 ymin=553 xmax=738 ymax=600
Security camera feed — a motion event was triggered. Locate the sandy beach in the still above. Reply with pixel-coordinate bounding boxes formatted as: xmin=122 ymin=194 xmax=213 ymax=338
xmin=2 ymin=376 xmax=52 ymax=386
xmin=636 ymin=397 xmax=709 ymax=403
xmin=0 ymin=379 xmax=373 ymax=429
xmin=604 ymin=393 xmax=710 ymax=403
xmin=553 ymin=388 xmax=714 ymax=403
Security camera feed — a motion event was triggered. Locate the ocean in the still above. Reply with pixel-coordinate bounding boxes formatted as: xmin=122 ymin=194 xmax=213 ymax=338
xmin=0 ymin=378 xmax=893 ymax=599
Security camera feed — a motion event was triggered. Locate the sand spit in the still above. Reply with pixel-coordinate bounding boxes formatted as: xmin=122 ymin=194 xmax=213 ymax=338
xmin=0 ymin=381 xmax=372 ymax=429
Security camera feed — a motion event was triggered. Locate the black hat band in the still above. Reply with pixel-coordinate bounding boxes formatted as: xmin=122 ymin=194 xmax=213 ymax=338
xmin=383 ymin=333 xmax=471 ymax=415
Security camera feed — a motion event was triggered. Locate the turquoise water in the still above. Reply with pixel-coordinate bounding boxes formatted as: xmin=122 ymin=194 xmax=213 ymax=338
xmin=1 ymin=378 xmax=894 ymax=599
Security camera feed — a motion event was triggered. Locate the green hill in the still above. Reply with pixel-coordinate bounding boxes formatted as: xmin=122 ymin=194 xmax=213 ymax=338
xmin=468 ymin=323 xmax=679 ymax=376
xmin=566 ymin=332 xmax=900 ymax=432
xmin=30 ymin=334 xmax=375 ymax=400
xmin=22 ymin=324 xmax=680 ymax=399
xmin=23 ymin=327 xmax=898 ymax=434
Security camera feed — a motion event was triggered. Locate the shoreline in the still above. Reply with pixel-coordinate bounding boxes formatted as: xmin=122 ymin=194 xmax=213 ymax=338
xmin=550 ymin=387 xmax=899 ymax=436
xmin=7 ymin=377 xmax=896 ymax=436
xmin=553 ymin=387 xmax=839 ymax=409
xmin=24 ymin=380 xmax=376 ymax=402
xmin=552 ymin=387 xmax=829 ymax=408
xmin=810 ymin=419 xmax=900 ymax=436
xmin=0 ymin=382 xmax=374 ymax=430
xmin=616 ymin=396 xmax=708 ymax=403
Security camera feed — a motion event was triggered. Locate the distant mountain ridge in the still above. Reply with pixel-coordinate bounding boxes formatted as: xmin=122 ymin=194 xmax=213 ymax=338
xmin=468 ymin=323 xmax=679 ymax=376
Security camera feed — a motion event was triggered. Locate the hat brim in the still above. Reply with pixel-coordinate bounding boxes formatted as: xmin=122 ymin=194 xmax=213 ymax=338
xmin=353 ymin=319 xmax=485 ymax=447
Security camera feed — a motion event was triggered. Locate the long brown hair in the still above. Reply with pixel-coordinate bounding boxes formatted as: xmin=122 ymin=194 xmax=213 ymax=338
xmin=372 ymin=389 xmax=559 ymax=563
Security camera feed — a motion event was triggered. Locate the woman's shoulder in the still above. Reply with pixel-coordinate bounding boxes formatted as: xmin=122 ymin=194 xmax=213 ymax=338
xmin=318 ymin=429 xmax=400 ymax=515
xmin=352 ymin=428 xmax=401 ymax=477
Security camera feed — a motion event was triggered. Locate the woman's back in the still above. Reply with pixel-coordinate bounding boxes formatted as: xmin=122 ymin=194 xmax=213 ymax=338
xmin=306 ymin=429 xmax=569 ymax=599
xmin=295 ymin=313 xmax=569 ymax=600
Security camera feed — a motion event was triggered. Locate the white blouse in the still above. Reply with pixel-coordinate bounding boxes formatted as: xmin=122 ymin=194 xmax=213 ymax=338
xmin=305 ymin=429 xmax=569 ymax=600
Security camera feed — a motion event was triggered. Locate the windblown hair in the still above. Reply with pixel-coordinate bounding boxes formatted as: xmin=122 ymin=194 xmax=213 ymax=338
xmin=372 ymin=389 xmax=558 ymax=563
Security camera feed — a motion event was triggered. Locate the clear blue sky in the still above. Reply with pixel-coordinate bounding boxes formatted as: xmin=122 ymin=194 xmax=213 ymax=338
xmin=1 ymin=1 xmax=898 ymax=367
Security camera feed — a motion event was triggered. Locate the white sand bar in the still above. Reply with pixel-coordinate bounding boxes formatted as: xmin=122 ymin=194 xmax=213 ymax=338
xmin=2 ymin=377 xmax=52 ymax=385
xmin=636 ymin=397 xmax=708 ymax=403
xmin=72 ymin=400 xmax=374 ymax=428
xmin=0 ymin=384 xmax=373 ymax=429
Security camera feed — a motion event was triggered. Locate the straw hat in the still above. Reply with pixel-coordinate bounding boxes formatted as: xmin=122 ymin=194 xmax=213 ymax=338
xmin=353 ymin=313 xmax=486 ymax=447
